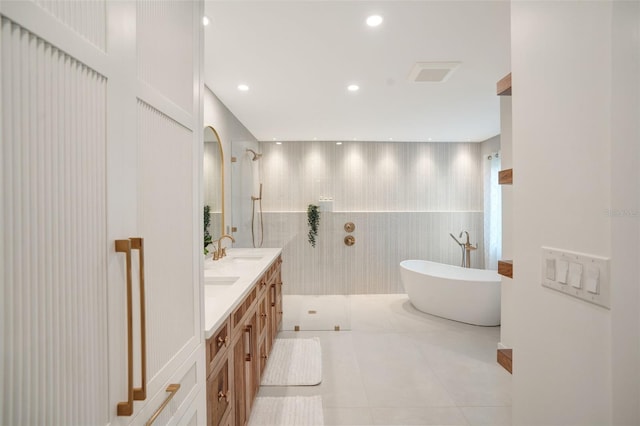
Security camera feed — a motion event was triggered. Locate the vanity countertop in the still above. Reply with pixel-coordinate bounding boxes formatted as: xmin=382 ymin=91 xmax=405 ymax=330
xmin=203 ymin=247 xmax=282 ymax=339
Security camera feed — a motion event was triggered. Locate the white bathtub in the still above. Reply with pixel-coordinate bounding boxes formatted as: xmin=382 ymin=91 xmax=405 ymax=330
xmin=400 ymin=260 xmax=501 ymax=326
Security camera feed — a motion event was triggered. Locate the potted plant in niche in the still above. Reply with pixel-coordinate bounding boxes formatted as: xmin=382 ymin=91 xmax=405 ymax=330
xmin=307 ymin=204 xmax=320 ymax=248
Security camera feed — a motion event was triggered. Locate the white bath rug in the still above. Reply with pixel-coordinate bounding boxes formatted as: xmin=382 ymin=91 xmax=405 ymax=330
xmin=261 ymin=338 xmax=322 ymax=386
xmin=248 ymin=396 xmax=324 ymax=426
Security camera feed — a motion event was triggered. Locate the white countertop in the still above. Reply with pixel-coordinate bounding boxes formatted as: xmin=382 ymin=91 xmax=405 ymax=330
xmin=203 ymin=248 xmax=282 ymax=339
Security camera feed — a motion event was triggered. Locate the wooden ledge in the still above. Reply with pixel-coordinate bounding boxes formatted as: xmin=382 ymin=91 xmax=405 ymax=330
xmin=497 ymin=73 xmax=512 ymax=96
xmin=498 ymin=168 xmax=513 ymax=185
xmin=498 ymin=260 xmax=513 ymax=278
xmin=497 ymin=348 xmax=513 ymax=374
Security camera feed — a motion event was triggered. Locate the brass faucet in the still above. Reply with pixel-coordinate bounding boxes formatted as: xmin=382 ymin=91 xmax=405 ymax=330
xmin=459 ymin=231 xmax=477 ymax=268
xmin=213 ymin=234 xmax=235 ymax=260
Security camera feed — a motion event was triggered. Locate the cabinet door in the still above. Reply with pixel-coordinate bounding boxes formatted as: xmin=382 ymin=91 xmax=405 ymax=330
xmin=207 ymin=359 xmax=232 ymax=426
xmin=1 ymin=3 xmax=110 ymax=424
xmin=232 ymin=333 xmax=247 ymax=426
xmin=0 ymin=1 xmax=204 ymax=424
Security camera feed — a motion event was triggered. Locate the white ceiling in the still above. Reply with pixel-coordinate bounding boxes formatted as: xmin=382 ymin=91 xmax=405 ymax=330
xmin=204 ymin=1 xmax=510 ymax=143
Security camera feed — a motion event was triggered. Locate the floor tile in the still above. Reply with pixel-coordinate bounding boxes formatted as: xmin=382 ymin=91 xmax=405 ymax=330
xmin=371 ymin=407 xmax=469 ymax=425
xmin=460 ymin=406 xmax=512 ymax=425
xmin=323 ymin=407 xmax=374 ymax=426
xmin=260 ymin=294 xmax=511 ymax=425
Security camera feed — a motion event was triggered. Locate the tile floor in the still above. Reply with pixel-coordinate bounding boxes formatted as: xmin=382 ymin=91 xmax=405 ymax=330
xmin=258 ymin=294 xmax=512 ymax=426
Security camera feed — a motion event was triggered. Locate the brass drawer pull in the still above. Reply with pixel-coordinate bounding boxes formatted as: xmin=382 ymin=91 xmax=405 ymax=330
xmin=217 ymin=390 xmax=229 ymax=402
xmin=145 ymin=384 xmax=180 ymax=426
xmin=217 ymin=335 xmax=229 ymax=348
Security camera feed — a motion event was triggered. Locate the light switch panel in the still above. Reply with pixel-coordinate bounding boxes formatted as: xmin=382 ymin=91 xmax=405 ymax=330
xmin=545 ymin=258 xmax=556 ymax=280
xmin=557 ymin=260 xmax=569 ymax=284
xmin=541 ymin=247 xmax=610 ymax=309
xmin=585 ymin=265 xmax=600 ymax=294
xmin=568 ymin=262 xmax=583 ymax=288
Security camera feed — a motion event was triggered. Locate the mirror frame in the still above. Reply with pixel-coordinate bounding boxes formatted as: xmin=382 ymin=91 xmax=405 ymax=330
xmin=204 ymin=125 xmax=225 ymax=244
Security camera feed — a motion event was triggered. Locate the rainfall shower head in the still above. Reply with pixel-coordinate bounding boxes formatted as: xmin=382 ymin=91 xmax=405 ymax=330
xmin=246 ymin=149 xmax=262 ymax=161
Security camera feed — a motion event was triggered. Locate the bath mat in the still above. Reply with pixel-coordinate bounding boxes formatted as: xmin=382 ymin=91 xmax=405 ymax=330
xmin=261 ymin=338 xmax=322 ymax=386
xmin=248 ymin=396 xmax=324 ymax=426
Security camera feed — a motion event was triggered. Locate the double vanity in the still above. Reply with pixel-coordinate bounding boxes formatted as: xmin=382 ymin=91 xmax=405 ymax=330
xmin=203 ymin=248 xmax=283 ymax=426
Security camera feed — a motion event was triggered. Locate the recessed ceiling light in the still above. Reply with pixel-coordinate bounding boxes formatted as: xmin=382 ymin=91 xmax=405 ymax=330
xmin=347 ymin=84 xmax=359 ymax=92
xmin=202 ymin=16 xmax=210 ymax=26
xmin=237 ymin=84 xmax=249 ymax=91
xmin=366 ymin=15 xmax=383 ymax=27
xmin=275 ymin=142 xmax=282 ymax=145
xmin=336 ymin=142 xmax=342 ymax=145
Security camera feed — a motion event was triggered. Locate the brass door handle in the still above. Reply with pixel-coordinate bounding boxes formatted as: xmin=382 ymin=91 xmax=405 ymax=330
xmin=116 ymin=240 xmax=134 ymax=416
xmin=145 ymin=384 xmax=180 ymax=426
xmin=270 ymin=285 xmax=276 ymax=307
xmin=131 ymin=237 xmax=147 ymax=402
xmin=244 ymin=325 xmax=253 ymax=362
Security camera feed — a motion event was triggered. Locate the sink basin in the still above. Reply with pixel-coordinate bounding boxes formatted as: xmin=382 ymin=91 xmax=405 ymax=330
xmin=204 ymin=276 xmax=240 ymax=286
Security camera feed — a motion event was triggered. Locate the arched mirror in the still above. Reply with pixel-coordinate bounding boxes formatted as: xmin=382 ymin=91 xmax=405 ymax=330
xmin=203 ymin=126 xmax=224 ymax=254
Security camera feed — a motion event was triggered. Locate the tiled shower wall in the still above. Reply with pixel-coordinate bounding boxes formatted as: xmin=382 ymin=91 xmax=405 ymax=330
xmin=259 ymin=141 xmax=484 ymax=295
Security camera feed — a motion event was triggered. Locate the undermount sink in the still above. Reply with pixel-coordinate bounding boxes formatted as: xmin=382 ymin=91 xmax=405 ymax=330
xmin=204 ymin=276 xmax=240 ymax=286
xmin=227 ymin=255 xmax=263 ymax=263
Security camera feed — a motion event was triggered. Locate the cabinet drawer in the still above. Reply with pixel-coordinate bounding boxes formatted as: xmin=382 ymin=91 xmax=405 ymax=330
xmin=231 ymin=286 xmax=258 ymax=332
xmin=207 ymin=320 xmax=230 ymax=377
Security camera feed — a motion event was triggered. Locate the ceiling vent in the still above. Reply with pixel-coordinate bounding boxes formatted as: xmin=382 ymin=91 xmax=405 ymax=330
xmin=408 ymin=62 xmax=461 ymax=83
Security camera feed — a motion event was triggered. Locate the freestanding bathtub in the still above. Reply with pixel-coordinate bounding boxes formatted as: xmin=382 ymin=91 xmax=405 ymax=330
xmin=400 ymin=260 xmax=501 ymax=326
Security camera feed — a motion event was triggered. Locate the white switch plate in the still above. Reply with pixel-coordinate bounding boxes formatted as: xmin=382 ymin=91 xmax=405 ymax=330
xmin=541 ymin=247 xmax=610 ymax=309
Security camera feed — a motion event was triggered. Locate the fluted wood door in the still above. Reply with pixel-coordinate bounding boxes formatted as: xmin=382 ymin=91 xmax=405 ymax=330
xmin=0 ymin=1 xmax=205 ymax=424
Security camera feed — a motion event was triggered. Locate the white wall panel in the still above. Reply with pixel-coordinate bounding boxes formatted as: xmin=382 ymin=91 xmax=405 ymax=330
xmin=0 ymin=17 xmax=108 ymax=424
xmin=34 ymin=0 xmax=106 ymax=51
xmin=137 ymin=0 xmax=193 ymax=112
xmin=137 ymin=100 xmax=195 ymax=379
xmin=259 ymin=141 xmax=484 ymax=295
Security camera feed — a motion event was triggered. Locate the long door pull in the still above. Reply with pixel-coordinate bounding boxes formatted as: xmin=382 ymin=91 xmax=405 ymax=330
xmin=131 ymin=237 xmax=147 ymax=401
xmin=116 ymin=240 xmax=134 ymax=416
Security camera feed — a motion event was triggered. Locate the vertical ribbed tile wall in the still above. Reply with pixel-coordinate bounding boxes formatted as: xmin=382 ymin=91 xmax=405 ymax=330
xmin=137 ymin=100 xmax=194 ymax=379
xmin=34 ymin=0 xmax=106 ymax=51
xmin=260 ymin=141 xmax=484 ymax=295
xmin=1 ymin=17 xmax=108 ymax=424
xmin=137 ymin=0 xmax=193 ymax=111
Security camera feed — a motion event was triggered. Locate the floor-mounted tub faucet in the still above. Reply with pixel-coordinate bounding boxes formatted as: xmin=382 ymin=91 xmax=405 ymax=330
xmin=450 ymin=231 xmax=477 ymax=268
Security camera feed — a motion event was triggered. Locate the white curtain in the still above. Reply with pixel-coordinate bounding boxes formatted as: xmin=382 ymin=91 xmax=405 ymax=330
xmin=483 ymin=152 xmax=502 ymax=270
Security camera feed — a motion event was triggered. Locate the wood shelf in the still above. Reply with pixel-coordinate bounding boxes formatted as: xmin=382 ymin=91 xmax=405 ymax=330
xmin=498 ymin=260 xmax=513 ymax=278
xmin=497 ymin=348 xmax=513 ymax=374
xmin=497 ymin=73 xmax=512 ymax=96
xmin=498 ymin=168 xmax=513 ymax=185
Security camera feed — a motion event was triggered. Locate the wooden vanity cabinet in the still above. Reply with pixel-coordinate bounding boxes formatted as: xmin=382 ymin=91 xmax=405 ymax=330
xmin=206 ymin=256 xmax=283 ymax=426
xmin=271 ymin=257 xmax=284 ymax=341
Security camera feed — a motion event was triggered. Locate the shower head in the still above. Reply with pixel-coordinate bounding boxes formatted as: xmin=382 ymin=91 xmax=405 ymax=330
xmin=246 ymin=148 xmax=262 ymax=161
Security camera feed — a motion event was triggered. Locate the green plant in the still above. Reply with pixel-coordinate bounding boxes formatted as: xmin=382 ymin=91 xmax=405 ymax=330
xmin=307 ymin=204 xmax=320 ymax=248
xmin=204 ymin=205 xmax=212 ymax=254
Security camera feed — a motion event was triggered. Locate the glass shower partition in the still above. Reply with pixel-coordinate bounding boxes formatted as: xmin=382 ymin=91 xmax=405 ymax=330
xmin=230 ymin=140 xmax=352 ymax=331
